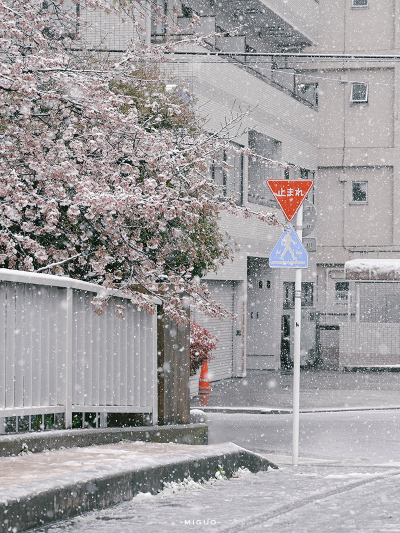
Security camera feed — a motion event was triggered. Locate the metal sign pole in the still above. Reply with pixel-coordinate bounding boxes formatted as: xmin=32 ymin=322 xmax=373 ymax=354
xmin=292 ymin=203 xmax=303 ymax=466
xmin=266 ymin=178 xmax=311 ymax=465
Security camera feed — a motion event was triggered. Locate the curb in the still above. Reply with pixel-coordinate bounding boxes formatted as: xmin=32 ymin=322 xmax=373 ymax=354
xmin=0 ymin=443 xmax=277 ymax=532
xmin=198 ymin=407 xmax=291 ymax=415
xmin=301 ymin=406 xmax=400 ymax=413
xmin=0 ymin=423 xmax=208 ymax=458
xmin=198 ymin=406 xmax=400 ymax=415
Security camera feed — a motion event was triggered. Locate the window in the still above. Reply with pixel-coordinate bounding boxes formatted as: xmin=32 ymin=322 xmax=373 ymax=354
xmin=335 ymin=282 xmax=349 ymax=302
xmin=283 ymin=282 xmax=314 ymax=309
xmin=181 ymin=4 xmax=195 ymax=17
xmin=301 ymin=168 xmax=310 ymax=179
xmin=248 ymin=131 xmax=282 ymax=206
xmin=352 ymin=0 xmax=368 ymax=6
xmin=211 ymin=143 xmax=243 ymax=204
xmin=351 ymin=83 xmax=368 ymax=103
xmin=151 ymin=0 xmax=168 ymax=42
xmin=295 ymin=82 xmax=318 ymax=107
xmin=352 ymin=181 xmax=367 ymax=202
xmin=283 ymin=282 xmax=295 ymax=309
xmin=302 ymin=283 xmax=314 ymax=307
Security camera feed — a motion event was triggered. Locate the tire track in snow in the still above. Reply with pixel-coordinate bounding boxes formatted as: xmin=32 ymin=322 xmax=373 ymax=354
xmin=215 ymin=469 xmax=400 ymax=533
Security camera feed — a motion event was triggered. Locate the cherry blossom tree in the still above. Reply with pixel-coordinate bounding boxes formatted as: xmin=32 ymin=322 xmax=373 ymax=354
xmin=0 ymin=0 xmax=280 ymax=322
xmin=190 ymin=320 xmax=218 ymax=376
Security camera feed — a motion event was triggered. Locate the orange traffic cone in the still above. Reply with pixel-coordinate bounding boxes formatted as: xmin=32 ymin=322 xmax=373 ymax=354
xmin=199 ymin=361 xmax=212 ymax=394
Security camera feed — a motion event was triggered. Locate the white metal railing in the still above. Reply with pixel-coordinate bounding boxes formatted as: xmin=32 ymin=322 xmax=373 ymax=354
xmin=0 ymin=269 xmax=158 ymax=431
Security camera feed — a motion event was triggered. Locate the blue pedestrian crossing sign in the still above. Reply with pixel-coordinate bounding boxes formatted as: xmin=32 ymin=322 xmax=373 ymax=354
xmin=270 ymin=224 xmax=308 ymax=268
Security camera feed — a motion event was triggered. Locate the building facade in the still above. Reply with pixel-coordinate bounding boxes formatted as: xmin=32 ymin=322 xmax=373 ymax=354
xmin=167 ymin=1 xmax=320 ymax=387
xmin=78 ymin=0 xmax=320 ymax=386
xmin=60 ymin=1 xmax=400 ymax=376
xmin=298 ymin=0 xmax=400 ymax=368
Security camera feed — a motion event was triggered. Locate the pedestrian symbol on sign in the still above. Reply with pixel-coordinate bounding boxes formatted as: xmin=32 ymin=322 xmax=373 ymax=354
xmin=269 ymin=224 xmax=308 ymax=268
xmin=281 ymin=231 xmax=297 ymax=261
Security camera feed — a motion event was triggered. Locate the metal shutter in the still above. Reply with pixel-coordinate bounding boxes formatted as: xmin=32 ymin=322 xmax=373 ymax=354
xmin=197 ymin=281 xmax=235 ymax=382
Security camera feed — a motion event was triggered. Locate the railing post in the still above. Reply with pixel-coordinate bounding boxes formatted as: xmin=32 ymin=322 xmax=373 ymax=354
xmin=356 ymin=283 xmax=360 ymax=323
xmin=152 ymin=312 xmax=158 ymax=425
xmin=347 ymin=291 xmax=351 ymax=322
xmin=65 ymin=288 xmax=73 ymax=429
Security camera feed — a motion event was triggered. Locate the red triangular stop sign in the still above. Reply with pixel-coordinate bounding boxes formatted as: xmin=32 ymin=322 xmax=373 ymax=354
xmin=267 ymin=180 xmax=314 ymax=221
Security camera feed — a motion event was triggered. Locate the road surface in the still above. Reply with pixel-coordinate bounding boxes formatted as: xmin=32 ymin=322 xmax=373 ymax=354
xmin=31 ymin=409 xmax=400 ymax=532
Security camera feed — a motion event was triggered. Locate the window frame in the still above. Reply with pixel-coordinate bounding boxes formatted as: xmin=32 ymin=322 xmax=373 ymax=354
xmin=335 ymin=282 xmax=350 ymax=303
xmin=247 ymin=130 xmax=282 ymax=206
xmin=211 ymin=143 xmax=244 ymax=205
xmin=351 ymin=181 xmax=368 ymax=204
xmin=283 ymin=282 xmax=314 ymax=309
xmin=350 ymin=82 xmax=369 ymax=104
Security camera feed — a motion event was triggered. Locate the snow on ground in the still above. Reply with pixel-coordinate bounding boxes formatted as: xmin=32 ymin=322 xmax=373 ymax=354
xmin=30 ymin=464 xmax=400 ymax=533
xmin=17 ymin=408 xmax=400 ymax=532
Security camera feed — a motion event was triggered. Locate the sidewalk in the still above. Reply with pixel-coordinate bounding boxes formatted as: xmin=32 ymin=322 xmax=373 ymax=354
xmin=0 ymin=427 xmax=275 ymax=533
xmin=190 ymin=368 xmax=400 ymax=411
xmin=3 ymin=369 xmax=399 ymax=532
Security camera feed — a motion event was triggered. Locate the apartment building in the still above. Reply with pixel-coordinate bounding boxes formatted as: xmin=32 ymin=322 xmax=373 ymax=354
xmin=297 ymin=0 xmax=400 ymax=368
xmin=78 ymin=0 xmax=319 ymax=384
xmin=166 ymin=1 xmax=320 ymax=387
xmin=78 ymin=0 xmax=400 ymax=375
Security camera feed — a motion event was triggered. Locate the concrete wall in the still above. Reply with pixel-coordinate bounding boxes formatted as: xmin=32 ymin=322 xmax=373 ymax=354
xmin=299 ymin=1 xmax=400 ymax=336
xmin=316 ymin=166 xmax=394 ymax=263
xmin=259 ymin=0 xmax=319 ymax=44
xmin=190 ymin=58 xmax=318 ymax=172
xmin=317 ymin=68 xmax=394 ymax=153
xmin=314 ymin=0 xmax=396 ymax=53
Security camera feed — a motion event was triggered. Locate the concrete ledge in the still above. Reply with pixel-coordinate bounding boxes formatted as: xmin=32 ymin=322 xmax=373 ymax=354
xmin=0 ymin=424 xmax=208 ymax=457
xmin=0 ymin=443 xmax=276 ymax=532
xmin=198 ymin=406 xmax=400 ymax=415
xmin=199 ymin=407 xmax=292 ymax=415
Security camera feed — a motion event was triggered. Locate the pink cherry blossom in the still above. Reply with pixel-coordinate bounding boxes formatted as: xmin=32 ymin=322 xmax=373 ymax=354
xmin=0 ymin=0 xmax=281 ymax=323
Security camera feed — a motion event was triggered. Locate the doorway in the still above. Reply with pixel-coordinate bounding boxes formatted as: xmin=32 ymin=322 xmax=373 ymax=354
xmin=246 ymin=257 xmax=276 ymax=369
xmin=281 ymin=314 xmax=292 ymax=369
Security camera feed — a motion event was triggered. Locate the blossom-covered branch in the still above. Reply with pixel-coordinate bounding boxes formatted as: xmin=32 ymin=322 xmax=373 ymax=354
xmin=0 ymin=0 xmax=280 ymax=323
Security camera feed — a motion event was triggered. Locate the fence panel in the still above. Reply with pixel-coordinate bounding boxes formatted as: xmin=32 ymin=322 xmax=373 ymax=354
xmin=340 ymin=322 xmax=400 ymax=368
xmin=0 ymin=270 xmax=158 ymax=429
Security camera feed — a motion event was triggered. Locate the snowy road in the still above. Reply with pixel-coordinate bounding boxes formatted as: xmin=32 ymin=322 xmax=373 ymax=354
xmin=30 ymin=409 xmax=400 ymax=532
xmin=207 ymin=410 xmax=400 ymax=464
xmin=31 ymin=464 xmax=400 ymax=532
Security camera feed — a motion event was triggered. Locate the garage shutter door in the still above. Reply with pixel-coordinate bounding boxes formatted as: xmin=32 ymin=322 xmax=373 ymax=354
xmin=197 ymin=281 xmax=235 ymax=382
